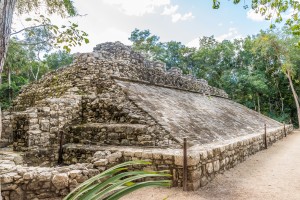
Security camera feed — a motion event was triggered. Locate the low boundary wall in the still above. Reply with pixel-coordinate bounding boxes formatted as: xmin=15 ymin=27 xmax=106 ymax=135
xmin=0 ymin=125 xmax=293 ymax=199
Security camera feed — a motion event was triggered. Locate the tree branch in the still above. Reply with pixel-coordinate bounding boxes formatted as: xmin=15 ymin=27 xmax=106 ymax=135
xmin=13 ymin=40 xmax=51 ymax=46
xmin=11 ymin=24 xmax=51 ymax=36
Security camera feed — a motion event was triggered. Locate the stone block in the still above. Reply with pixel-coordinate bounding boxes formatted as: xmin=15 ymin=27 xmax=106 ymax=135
xmin=52 ymin=173 xmax=69 ymax=189
xmin=68 ymin=170 xmax=82 ymax=179
xmin=40 ymin=120 xmax=50 ymax=131
xmin=206 ymin=163 xmax=213 ymax=174
xmin=200 ymin=176 xmax=208 ymax=187
xmin=213 ymin=160 xmax=220 ymax=172
xmin=199 ymin=151 xmax=208 ymax=160
xmin=38 ymin=172 xmax=52 ymax=181
xmin=94 ymin=159 xmax=108 ymax=167
xmin=187 ymin=154 xmax=200 ymax=166
xmin=107 ymin=151 xmax=122 ymax=163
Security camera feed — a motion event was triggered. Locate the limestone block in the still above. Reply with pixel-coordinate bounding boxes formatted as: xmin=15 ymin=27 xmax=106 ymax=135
xmin=38 ymin=172 xmax=52 ymax=181
xmin=206 ymin=163 xmax=213 ymax=174
xmin=94 ymin=159 xmax=108 ymax=167
xmin=52 ymin=173 xmax=69 ymax=189
xmin=93 ymin=150 xmax=111 ymax=159
xmin=42 ymin=107 xmax=51 ymax=112
xmin=1 ymin=172 xmax=18 ymax=183
xmin=40 ymin=120 xmax=50 ymax=131
xmin=141 ymin=150 xmax=153 ymax=159
xmin=29 ymin=124 xmax=40 ymax=131
xmin=68 ymin=170 xmax=82 ymax=179
xmin=28 ymin=112 xmax=38 ymax=118
xmin=187 ymin=154 xmax=200 ymax=166
xmin=200 ymin=176 xmax=208 ymax=186
xmin=213 ymin=160 xmax=220 ymax=172
xmin=23 ymin=172 xmax=34 ymax=180
xmin=134 ymin=151 xmax=142 ymax=157
xmin=190 ymin=169 xmax=202 ymax=180
xmin=1 ymin=183 xmax=17 ymax=190
xmin=152 ymin=152 xmax=162 ymax=160
xmin=199 ymin=151 xmax=208 ymax=160
xmin=107 ymin=151 xmax=122 ymax=163
xmin=207 ymin=149 xmax=213 ymax=158
xmin=29 ymin=118 xmax=39 ymax=124
xmin=27 ymin=181 xmax=39 ymax=190
xmin=174 ymin=154 xmax=183 ymax=166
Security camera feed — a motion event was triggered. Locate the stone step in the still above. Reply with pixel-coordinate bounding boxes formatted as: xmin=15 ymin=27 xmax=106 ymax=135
xmin=65 ymin=123 xmax=149 ymax=146
xmin=62 ymin=143 xmax=120 ymax=165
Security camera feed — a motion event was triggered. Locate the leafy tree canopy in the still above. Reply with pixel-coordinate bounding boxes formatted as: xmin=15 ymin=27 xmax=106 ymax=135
xmin=16 ymin=0 xmax=77 ymax=17
xmin=212 ymin=0 xmax=300 ymax=40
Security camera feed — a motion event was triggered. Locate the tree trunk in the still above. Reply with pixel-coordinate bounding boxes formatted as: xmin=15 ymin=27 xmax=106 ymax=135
xmin=287 ymin=69 xmax=300 ymax=126
xmin=257 ymin=93 xmax=261 ymax=114
xmin=0 ymin=0 xmax=17 ymax=138
xmin=8 ymin=64 xmax=12 ymax=101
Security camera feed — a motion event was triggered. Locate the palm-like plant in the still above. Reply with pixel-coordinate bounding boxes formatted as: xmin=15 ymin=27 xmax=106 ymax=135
xmin=64 ymin=160 xmax=171 ymax=200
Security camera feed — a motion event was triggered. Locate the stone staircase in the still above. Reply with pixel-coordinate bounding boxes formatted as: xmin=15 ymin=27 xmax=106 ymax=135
xmin=61 ymin=122 xmax=158 ymax=165
xmin=65 ymin=123 xmax=149 ymax=146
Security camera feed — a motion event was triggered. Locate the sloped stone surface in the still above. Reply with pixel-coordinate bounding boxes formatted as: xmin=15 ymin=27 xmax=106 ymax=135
xmin=117 ymin=80 xmax=282 ymax=145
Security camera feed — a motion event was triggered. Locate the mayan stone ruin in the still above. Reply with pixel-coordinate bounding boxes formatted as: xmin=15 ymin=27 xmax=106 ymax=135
xmin=0 ymin=41 xmax=293 ymax=199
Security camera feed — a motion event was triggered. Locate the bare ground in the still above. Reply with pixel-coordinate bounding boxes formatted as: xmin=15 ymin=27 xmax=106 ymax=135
xmin=121 ymin=130 xmax=300 ymax=200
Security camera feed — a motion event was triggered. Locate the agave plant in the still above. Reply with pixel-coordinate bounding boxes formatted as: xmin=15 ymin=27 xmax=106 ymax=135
xmin=64 ymin=160 xmax=171 ymax=200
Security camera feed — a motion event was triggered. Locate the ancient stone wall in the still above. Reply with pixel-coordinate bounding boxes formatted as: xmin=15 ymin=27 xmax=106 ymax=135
xmin=61 ymin=125 xmax=293 ymax=190
xmin=5 ymin=41 xmax=229 ymax=163
xmin=11 ymin=41 xmax=228 ymax=113
xmin=185 ymin=125 xmax=293 ymax=189
xmin=1 ymin=112 xmax=13 ymax=147
xmin=1 ymin=125 xmax=293 ymax=199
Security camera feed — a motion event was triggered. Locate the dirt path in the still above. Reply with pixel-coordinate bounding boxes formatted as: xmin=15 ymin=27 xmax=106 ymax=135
xmin=121 ymin=130 xmax=300 ymax=200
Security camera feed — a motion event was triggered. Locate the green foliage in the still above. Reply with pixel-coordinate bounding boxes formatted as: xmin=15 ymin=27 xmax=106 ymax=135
xmin=212 ymin=0 xmax=300 ymax=44
xmin=1 ymin=36 xmax=73 ymax=109
xmin=129 ymin=29 xmax=196 ymax=72
xmin=64 ymin=160 xmax=171 ymax=200
xmin=13 ymin=15 xmax=89 ymax=53
xmin=44 ymin=50 xmax=73 ymax=70
xmin=129 ymin=28 xmax=164 ymax=60
xmin=16 ymin=0 xmax=77 ymax=17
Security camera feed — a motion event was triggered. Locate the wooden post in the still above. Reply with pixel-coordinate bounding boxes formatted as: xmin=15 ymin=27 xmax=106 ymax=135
xmin=284 ymin=122 xmax=286 ymax=137
xmin=264 ymin=123 xmax=267 ymax=149
xmin=183 ymin=137 xmax=188 ymax=191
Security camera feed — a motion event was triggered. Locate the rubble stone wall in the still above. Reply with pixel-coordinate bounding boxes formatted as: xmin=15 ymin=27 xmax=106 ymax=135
xmin=11 ymin=42 xmax=228 ymax=113
xmin=1 ymin=112 xmax=13 ymax=147
xmin=185 ymin=125 xmax=293 ymax=189
xmin=1 ymin=125 xmax=293 ymax=199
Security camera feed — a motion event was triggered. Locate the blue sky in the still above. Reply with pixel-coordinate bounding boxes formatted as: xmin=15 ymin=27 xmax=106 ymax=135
xmin=14 ymin=0 xmax=273 ymax=53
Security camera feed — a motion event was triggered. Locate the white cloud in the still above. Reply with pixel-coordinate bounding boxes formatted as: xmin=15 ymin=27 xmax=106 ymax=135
xmin=218 ymin=23 xmax=223 ymax=27
xmin=102 ymin=0 xmax=170 ymax=16
xmin=102 ymin=0 xmax=194 ymax=23
xmin=70 ymin=27 xmax=132 ymax=53
xmin=246 ymin=6 xmax=279 ymax=22
xmin=215 ymin=27 xmax=242 ymax=42
xmin=186 ymin=37 xmax=200 ymax=48
xmin=171 ymin=12 xmax=194 ymax=23
xmin=161 ymin=5 xmax=194 ymax=23
xmin=161 ymin=5 xmax=178 ymax=15
xmin=247 ymin=10 xmax=265 ymax=21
